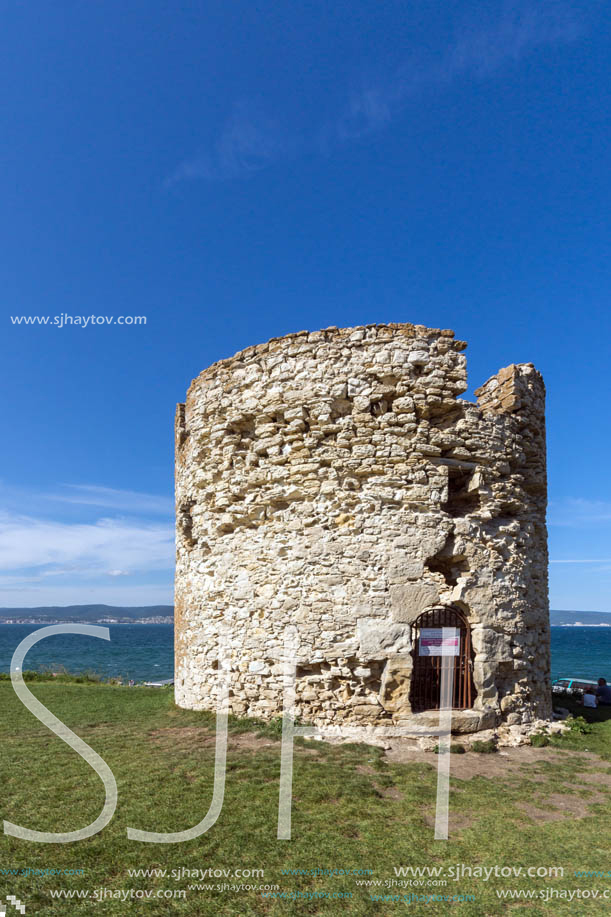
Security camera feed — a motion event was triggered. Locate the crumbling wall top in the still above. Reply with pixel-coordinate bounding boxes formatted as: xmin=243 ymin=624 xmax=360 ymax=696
xmin=185 ymin=323 xmax=467 ymax=396
xmin=474 ymin=363 xmax=545 ymax=416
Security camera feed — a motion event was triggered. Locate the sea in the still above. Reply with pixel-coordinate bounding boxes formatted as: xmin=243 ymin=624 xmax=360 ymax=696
xmin=0 ymin=623 xmax=610 ymax=684
xmin=0 ymin=624 xmax=174 ymax=683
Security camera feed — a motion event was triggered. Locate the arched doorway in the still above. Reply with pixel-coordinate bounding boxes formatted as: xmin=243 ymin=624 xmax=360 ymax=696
xmin=409 ymin=606 xmax=475 ymax=713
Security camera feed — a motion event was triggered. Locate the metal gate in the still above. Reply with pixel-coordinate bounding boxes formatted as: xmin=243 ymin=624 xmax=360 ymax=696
xmin=409 ymin=606 xmax=475 ymax=712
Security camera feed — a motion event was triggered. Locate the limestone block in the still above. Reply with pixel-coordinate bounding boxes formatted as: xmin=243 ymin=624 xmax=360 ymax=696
xmin=380 ymin=656 xmax=413 ymax=714
xmin=357 ymin=619 xmax=412 ymax=658
xmin=475 ymin=629 xmax=514 ymax=662
xmin=390 ymin=584 xmax=440 ymax=623
xmin=388 ymin=556 xmax=424 ymax=584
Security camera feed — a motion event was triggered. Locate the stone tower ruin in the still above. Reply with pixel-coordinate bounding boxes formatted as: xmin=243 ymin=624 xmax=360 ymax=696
xmin=174 ymin=323 xmax=551 ymax=735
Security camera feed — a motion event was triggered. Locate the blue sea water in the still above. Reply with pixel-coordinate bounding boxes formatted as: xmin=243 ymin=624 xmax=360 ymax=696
xmin=0 ymin=624 xmax=174 ymax=682
xmin=550 ymin=626 xmax=611 ymax=682
xmin=0 ymin=624 xmax=609 ymax=684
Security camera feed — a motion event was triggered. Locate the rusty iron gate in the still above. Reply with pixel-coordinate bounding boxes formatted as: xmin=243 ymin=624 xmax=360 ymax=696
xmin=409 ymin=607 xmax=475 ymax=713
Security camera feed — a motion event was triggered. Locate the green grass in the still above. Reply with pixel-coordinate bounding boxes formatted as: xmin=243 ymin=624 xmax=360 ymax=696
xmin=0 ymin=685 xmax=610 ymax=916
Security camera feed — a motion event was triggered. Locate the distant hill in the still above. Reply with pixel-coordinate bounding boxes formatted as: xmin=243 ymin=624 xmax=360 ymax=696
xmin=0 ymin=605 xmax=174 ymax=624
xmin=551 ymin=609 xmax=611 ymax=626
xmin=1 ymin=605 xmax=609 ymax=626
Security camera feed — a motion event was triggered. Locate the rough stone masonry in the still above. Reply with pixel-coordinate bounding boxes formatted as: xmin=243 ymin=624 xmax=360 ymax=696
xmin=174 ymin=323 xmax=551 ymax=736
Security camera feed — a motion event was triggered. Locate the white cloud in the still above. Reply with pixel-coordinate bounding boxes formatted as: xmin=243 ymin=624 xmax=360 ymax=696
xmin=43 ymin=484 xmax=174 ymax=516
xmin=0 ymin=511 xmax=174 ymax=575
xmin=334 ymin=88 xmax=394 ymax=142
xmin=330 ymin=0 xmax=582 ymax=143
xmin=0 ymin=481 xmax=176 ymax=606
xmin=168 ymin=1 xmax=585 ymax=182
xmin=0 ymin=481 xmax=174 ymax=519
xmin=548 ymin=498 xmax=611 ymax=527
xmin=448 ymin=0 xmax=582 ymax=77
xmin=166 ymin=100 xmax=291 ymax=184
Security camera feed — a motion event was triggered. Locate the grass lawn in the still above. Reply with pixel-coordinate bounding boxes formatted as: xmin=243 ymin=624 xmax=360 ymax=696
xmin=1 ymin=682 xmax=610 ymax=915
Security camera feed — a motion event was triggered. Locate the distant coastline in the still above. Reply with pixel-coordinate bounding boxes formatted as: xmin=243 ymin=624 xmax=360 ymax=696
xmin=550 ymin=609 xmax=611 ymax=627
xmin=0 ymin=604 xmax=173 ymax=625
xmin=0 ymin=604 xmax=610 ymax=627
xmin=554 ymin=623 xmax=611 ymax=627
xmin=0 ymin=617 xmax=173 ymax=625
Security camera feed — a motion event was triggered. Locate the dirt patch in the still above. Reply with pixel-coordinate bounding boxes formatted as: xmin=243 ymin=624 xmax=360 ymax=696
xmin=422 ymin=811 xmax=473 ymax=832
xmin=148 ymin=728 xmax=611 ymax=793
xmin=230 ymin=733 xmax=279 ymax=751
xmin=149 ymin=726 xmax=279 ymax=752
xmin=373 ymin=783 xmax=403 ymax=800
xmin=572 ymin=770 xmax=611 ymax=791
xmin=561 ymin=781 xmax=609 ymax=803
xmin=150 ymin=726 xmax=216 ymax=747
xmin=149 ymin=727 xmax=332 ymax=757
xmin=516 ymin=791 xmax=603 ymax=822
xmin=515 ymin=770 xmax=549 ymax=783
xmin=298 ymin=745 xmax=323 ymax=756
xmin=384 ymin=743 xmax=608 ymax=781
xmin=356 ymin=764 xmax=378 ymax=776
xmin=515 ymin=802 xmax=566 ymax=823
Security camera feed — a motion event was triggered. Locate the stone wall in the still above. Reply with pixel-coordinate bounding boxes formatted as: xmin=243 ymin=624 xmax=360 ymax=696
xmin=174 ymin=323 xmax=551 ymax=734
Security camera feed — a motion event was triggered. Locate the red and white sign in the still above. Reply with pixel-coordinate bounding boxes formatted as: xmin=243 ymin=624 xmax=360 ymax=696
xmin=419 ymin=628 xmax=460 ymax=657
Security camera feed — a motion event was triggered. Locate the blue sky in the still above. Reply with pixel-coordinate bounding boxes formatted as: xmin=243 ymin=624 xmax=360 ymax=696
xmin=1 ymin=0 xmax=610 ymax=610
